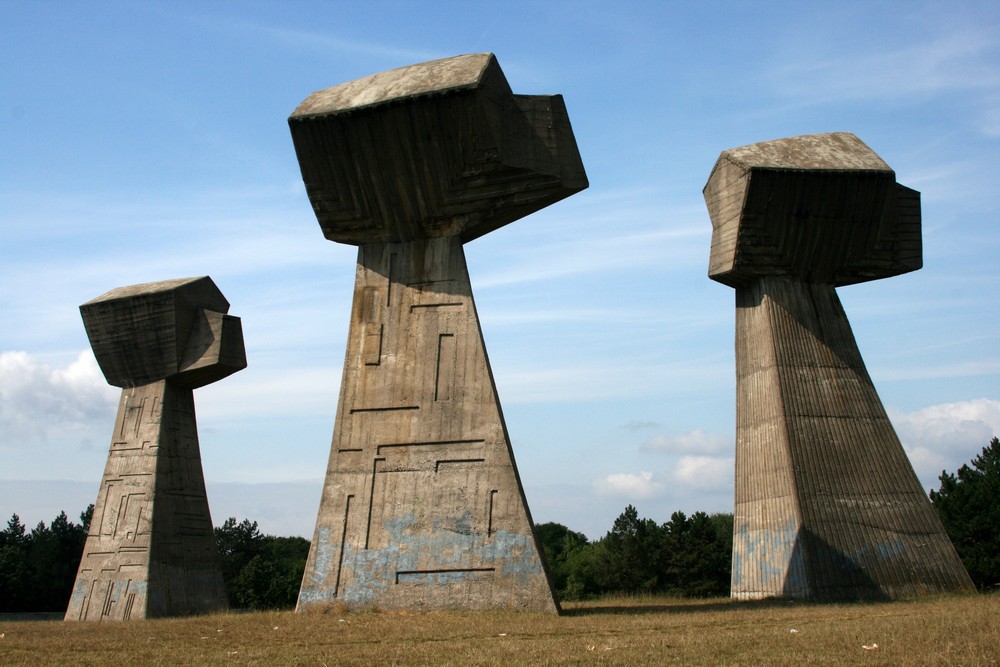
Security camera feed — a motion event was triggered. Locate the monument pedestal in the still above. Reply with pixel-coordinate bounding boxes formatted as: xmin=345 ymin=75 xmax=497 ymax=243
xmin=733 ymin=277 xmax=973 ymax=599
xmin=66 ymin=380 xmax=227 ymax=620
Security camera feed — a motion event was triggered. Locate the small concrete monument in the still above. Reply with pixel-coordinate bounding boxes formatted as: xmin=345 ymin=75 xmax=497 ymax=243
xmin=290 ymin=53 xmax=587 ymax=612
xmin=66 ymin=276 xmax=245 ymax=620
xmin=704 ymin=132 xmax=974 ymax=600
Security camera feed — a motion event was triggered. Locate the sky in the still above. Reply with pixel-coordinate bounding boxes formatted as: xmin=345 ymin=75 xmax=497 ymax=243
xmin=1 ymin=0 xmax=998 ymax=540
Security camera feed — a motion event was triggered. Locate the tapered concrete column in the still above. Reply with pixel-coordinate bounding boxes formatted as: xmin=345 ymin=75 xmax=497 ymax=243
xmin=66 ymin=277 xmax=246 ymax=620
xmin=290 ymin=53 xmax=587 ymax=612
xmin=705 ymin=133 xmax=973 ymax=601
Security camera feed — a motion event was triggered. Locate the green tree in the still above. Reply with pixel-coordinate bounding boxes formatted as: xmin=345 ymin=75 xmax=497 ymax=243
xmin=0 ymin=509 xmax=89 ymax=612
xmin=215 ymin=517 xmax=264 ymax=606
xmin=535 ymin=522 xmax=590 ymax=599
xmin=662 ymin=511 xmax=732 ymax=597
xmin=595 ymin=505 xmax=666 ymax=594
xmin=79 ymin=504 xmax=94 ymax=533
xmin=563 ymin=540 xmax=603 ymax=599
xmin=256 ymin=535 xmax=310 ymax=608
xmin=25 ymin=511 xmax=89 ymax=611
xmin=0 ymin=513 xmax=27 ymax=548
xmin=930 ymin=436 xmax=1000 ymax=590
xmin=0 ymin=514 xmax=30 ymax=612
xmin=214 ymin=517 xmax=309 ymax=609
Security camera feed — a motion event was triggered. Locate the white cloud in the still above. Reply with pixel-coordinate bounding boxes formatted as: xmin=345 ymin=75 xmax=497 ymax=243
xmin=642 ymin=428 xmax=730 ymax=454
xmin=0 ymin=350 xmax=117 ymax=446
xmin=890 ymin=398 xmax=1000 ymax=489
xmin=593 ymin=471 xmax=665 ymax=499
xmin=672 ymin=455 xmax=734 ymax=491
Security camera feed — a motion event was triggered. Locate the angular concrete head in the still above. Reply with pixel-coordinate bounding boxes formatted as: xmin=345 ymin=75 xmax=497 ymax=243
xmin=289 ymin=52 xmax=588 ymax=245
xmin=81 ymin=276 xmax=247 ymax=389
xmin=704 ymin=132 xmax=921 ymax=287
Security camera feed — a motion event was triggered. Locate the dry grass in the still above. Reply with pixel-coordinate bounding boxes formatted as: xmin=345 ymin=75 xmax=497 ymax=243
xmin=1 ymin=594 xmax=998 ymax=666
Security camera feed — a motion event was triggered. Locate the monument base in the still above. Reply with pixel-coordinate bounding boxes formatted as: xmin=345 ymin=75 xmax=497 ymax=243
xmin=732 ymin=277 xmax=974 ymax=601
xmin=65 ymin=380 xmax=227 ymax=620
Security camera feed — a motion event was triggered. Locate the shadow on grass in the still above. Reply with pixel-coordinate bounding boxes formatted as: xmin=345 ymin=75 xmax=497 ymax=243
xmin=560 ymin=597 xmax=817 ymax=617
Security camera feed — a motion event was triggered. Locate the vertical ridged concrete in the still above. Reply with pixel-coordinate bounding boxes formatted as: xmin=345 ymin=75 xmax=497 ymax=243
xmin=66 ymin=277 xmax=246 ymax=620
xmin=290 ymin=54 xmax=587 ymax=612
xmin=707 ymin=133 xmax=973 ymax=601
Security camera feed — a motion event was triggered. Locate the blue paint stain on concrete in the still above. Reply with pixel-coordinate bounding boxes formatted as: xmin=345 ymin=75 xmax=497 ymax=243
xmin=733 ymin=518 xmax=806 ymax=597
xmin=852 ymin=539 xmax=907 ymax=566
xmin=298 ymin=526 xmax=338 ymax=606
xmin=337 ymin=513 xmax=544 ymax=605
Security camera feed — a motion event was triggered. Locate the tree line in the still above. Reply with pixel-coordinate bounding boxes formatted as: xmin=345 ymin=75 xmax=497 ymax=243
xmin=2 ymin=436 xmax=997 ymax=612
xmin=537 ymin=509 xmax=733 ymax=599
xmin=0 ymin=511 xmax=309 ymax=614
xmin=0 ymin=506 xmax=92 ymax=613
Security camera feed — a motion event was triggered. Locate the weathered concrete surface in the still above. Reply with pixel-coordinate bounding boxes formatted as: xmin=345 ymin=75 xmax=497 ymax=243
xmin=66 ymin=277 xmax=245 ymax=620
xmin=705 ymin=133 xmax=974 ymax=601
xmin=290 ymin=52 xmax=587 ymax=245
xmin=291 ymin=54 xmax=586 ymax=613
xmin=706 ymin=132 xmax=921 ymax=288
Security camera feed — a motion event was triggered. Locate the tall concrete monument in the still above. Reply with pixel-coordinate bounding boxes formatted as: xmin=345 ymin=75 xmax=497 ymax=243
xmin=704 ymin=132 xmax=974 ymax=600
xmin=66 ymin=276 xmax=246 ymax=620
xmin=290 ymin=53 xmax=587 ymax=612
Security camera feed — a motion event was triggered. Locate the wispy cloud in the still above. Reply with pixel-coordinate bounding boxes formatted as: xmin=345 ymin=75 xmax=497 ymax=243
xmin=875 ymin=360 xmax=1000 ymax=382
xmin=197 ymin=364 xmax=341 ymax=421
xmin=894 ymin=159 xmax=990 ymax=206
xmin=205 ymin=15 xmax=440 ymax=65
xmin=468 ymin=192 xmax=708 ymax=290
xmin=494 ymin=359 xmax=731 ymax=405
xmin=768 ymin=24 xmax=1000 ymax=106
xmin=472 ymin=224 xmax=707 ymax=289
xmin=979 ymin=94 xmax=1000 ymax=138
xmin=623 ymin=420 xmax=660 ymax=432
xmin=642 ymin=428 xmax=730 ymax=455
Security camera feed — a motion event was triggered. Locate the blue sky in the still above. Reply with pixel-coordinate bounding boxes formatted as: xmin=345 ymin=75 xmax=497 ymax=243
xmin=2 ymin=1 xmax=998 ymax=539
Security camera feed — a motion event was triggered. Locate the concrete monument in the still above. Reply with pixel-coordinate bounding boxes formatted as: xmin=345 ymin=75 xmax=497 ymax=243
xmin=290 ymin=53 xmax=587 ymax=612
xmin=704 ymin=132 xmax=974 ymax=600
xmin=66 ymin=276 xmax=246 ymax=620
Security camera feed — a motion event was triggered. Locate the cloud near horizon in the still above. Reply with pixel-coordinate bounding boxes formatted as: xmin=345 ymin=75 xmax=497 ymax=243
xmin=672 ymin=455 xmax=734 ymax=491
xmin=598 ymin=400 xmax=999 ymax=505
xmin=2 ymin=348 xmax=997 ymax=501
xmin=593 ymin=471 xmax=665 ymax=499
xmin=0 ymin=350 xmax=116 ymax=446
xmin=891 ymin=398 xmax=1000 ymax=489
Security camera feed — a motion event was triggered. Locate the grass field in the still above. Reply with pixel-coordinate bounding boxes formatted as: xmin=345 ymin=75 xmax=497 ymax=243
xmin=1 ymin=594 xmax=997 ymax=665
